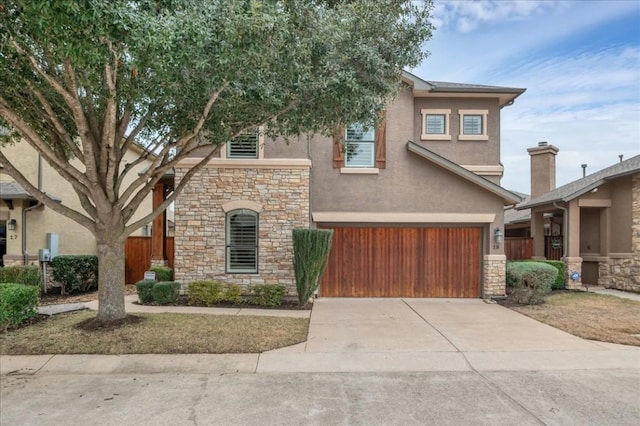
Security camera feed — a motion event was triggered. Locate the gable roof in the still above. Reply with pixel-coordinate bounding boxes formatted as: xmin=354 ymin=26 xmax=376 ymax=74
xmin=517 ymin=155 xmax=640 ymax=209
xmin=402 ymin=71 xmax=526 ymax=107
xmin=406 ymin=141 xmax=522 ymax=205
xmin=504 ymin=192 xmax=531 ymax=225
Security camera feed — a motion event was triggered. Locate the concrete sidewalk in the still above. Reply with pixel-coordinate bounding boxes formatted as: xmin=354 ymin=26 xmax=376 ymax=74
xmin=4 ymin=298 xmax=639 ymax=376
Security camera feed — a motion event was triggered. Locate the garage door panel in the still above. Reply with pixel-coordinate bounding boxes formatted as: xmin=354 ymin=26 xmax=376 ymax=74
xmin=320 ymin=227 xmax=481 ymax=298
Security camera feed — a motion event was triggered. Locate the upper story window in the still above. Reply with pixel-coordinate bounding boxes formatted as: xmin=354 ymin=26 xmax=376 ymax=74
xmin=459 ymin=110 xmax=488 ymax=141
xmin=421 ymin=109 xmax=451 ymax=140
xmin=226 ymin=209 xmax=258 ymax=273
xmin=344 ymin=123 xmax=376 ymax=168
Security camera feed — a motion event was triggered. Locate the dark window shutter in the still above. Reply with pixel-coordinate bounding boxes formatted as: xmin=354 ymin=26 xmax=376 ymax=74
xmin=375 ymin=110 xmax=386 ymax=169
xmin=333 ymin=121 xmax=345 ymax=168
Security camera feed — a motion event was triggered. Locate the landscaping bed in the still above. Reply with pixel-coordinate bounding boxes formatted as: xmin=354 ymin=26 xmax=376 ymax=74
xmin=500 ymin=290 xmax=640 ymax=347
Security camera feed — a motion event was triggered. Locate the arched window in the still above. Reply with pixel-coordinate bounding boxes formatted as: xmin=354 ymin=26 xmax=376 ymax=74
xmin=226 ymin=209 xmax=258 ymax=273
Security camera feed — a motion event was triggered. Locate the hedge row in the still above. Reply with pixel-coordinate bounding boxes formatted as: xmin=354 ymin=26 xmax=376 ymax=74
xmin=0 ymin=283 xmax=39 ymax=330
xmin=0 ymin=266 xmax=41 ymax=287
xmin=136 ymin=280 xmax=180 ymax=305
xmin=187 ymin=281 xmax=286 ymax=307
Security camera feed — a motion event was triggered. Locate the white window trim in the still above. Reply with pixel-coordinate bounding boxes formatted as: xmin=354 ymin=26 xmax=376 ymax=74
xmin=221 ymin=126 xmax=265 ymax=159
xmin=421 ymin=109 xmax=451 ymax=141
xmin=339 ymin=167 xmax=379 ymax=175
xmin=459 ymin=109 xmax=488 ymax=141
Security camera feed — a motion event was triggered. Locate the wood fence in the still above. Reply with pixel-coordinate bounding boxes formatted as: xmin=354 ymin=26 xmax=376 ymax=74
xmin=504 ymin=237 xmax=533 ymax=260
xmin=124 ymin=236 xmax=174 ymax=284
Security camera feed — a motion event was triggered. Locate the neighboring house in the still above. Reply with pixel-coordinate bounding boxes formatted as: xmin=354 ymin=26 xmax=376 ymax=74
xmin=173 ymin=71 xmax=525 ymax=299
xmin=0 ymin=141 xmax=155 ymax=266
xmin=516 ymin=143 xmax=640 ymax=291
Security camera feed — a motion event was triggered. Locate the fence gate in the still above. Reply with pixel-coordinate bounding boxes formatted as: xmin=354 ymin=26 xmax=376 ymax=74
xmin=125 ymin=236 xmax=174 ymax=284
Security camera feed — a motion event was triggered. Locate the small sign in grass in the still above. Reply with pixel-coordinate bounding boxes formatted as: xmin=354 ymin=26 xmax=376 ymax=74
xmin=0 ymin=311 xmax=309 ymax=355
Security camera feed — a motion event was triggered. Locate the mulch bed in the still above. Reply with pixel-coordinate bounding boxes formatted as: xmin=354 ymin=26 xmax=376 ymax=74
xmin=75 ymin=314 xmax=144 ymax=331
xmin=134 ymin=295 xmax=313 ymax=310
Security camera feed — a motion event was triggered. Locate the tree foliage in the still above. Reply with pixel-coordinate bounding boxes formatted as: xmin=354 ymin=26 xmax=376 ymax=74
xmin=0 ymin=0 xmax=434 ymax=321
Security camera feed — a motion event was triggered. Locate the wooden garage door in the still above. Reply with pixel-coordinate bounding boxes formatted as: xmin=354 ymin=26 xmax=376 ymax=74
xmin=320 ymin=227 xmax=481 ymax=298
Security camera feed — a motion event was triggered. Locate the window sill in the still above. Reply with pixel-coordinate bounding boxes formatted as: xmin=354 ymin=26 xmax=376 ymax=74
xmin=459 ymin=135 xmax=488 ymax=141
xmin=421 ymin=134 xmax=451 ymax=141
xmin=340 ymin=167 xmax=379 ymax=175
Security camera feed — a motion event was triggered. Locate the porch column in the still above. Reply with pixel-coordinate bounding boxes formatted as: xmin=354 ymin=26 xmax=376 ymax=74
xmin=531 ymin=208 xmax=545 ymax=259
xmin=565 ymin=199 xmax=582 ymax=288
xmin=151 ymin=182 xmax=167 ymax=266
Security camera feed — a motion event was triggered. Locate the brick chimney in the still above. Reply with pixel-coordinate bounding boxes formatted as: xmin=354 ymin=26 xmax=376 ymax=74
xmin=527 ymin=141 xmax=559 ymax=198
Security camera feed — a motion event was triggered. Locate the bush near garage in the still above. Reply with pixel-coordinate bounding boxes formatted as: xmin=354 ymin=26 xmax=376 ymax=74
xmin=506 ymin=261 xmax=557 ymax=305
xmin=0 ymin=283 xmax=39 ymax=330
xmin=0 ymin=265 xmax=41 ymax=287
xmin=50 ymin=255 xmax=98 ymax=293
xmin=248 ymin=284 xmax=286 ymax=307
xmin=188 ymin=281 xmax=244 ymax=305
xmin=511 ymin=259 xmax=565 ymax=290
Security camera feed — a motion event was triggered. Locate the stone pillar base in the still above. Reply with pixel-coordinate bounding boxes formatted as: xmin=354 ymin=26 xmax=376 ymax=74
xmin=483 ymin=254 xmax=506 ymax=298
xmin=564 ymin=257 xmax=583 ymax=289
xmin=150 ymin=258 xmax=168 ymax=267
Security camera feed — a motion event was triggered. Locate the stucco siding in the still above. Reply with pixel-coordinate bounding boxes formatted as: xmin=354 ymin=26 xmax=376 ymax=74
xmin=1 ymin=141 xmax=153 ymax=259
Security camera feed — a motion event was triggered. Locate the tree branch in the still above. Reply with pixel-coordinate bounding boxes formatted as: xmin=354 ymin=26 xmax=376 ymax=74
xmin=0 ymin=152 xmax=96 ymax=233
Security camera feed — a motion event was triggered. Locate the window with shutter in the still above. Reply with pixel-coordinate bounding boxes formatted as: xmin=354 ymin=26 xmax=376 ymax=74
xmin=226 ymin=209 xmax=258 ymax=273
xmin=334 ymin=111 xmax=386 ymax=171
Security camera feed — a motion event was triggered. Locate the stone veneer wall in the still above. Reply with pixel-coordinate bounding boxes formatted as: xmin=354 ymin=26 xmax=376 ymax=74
xmin=173 ymin=166 xmax=309 ymax=294
xmin=605 ymin=173 xmax=640 ymax=292
xmin=483 ymin=254 xmax=506 ymax=297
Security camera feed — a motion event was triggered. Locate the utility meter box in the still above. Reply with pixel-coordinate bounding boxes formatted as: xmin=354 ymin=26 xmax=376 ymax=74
xmin=46 ymin=233 xmax=59 ymax=259
xmin=39 ymin=248 xmax=51 ymax=262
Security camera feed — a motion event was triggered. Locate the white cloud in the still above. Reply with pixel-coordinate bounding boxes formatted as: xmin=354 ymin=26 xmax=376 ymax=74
xmin=433 ymin=0 xmax=563 ymax=33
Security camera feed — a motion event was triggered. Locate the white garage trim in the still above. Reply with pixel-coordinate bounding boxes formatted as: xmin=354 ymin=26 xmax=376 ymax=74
xmin=312 ymin=212 xmax=495 ymax=223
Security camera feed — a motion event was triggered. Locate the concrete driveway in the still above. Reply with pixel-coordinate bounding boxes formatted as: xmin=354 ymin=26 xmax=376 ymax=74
xmin=258 ymin=298 xmax=639 ymax=373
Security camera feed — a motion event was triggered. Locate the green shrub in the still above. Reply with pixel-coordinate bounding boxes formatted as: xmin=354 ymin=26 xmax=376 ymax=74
xmin=50 ymin=255 xmax=98 ymax=293
xmin=249 ymin=284 xmax=286 ymax=307
xmin=0 ymin=283 xmax=39 ymax=330
xmin=152 ymin=281 xmax=180 ymax=305
xmin=506 ymin=262 xmax=557 ymax=305
xmin=188 ymin=280 xmax=224 ymax=305
xmin=0 ymin=266 xmax=41 ymax=287
xmin=292 ymin=228 xmax=333 ymax=306
xmin=136 ymin=280 xmax=156 ymax=304
xmin=149 ymin=266 xmax=173 ymax=282
xmin=223 ymin=284 xmax=243 ymax=304
xmin=510 ymin=260 xmax=565 ymax=290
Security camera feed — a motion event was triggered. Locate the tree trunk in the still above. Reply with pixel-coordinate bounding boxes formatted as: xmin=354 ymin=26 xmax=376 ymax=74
xmin=95 ymin=235 xmax=127 ymax=322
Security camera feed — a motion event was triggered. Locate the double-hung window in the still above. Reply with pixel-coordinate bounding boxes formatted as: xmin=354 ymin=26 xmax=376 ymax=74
xmin=344 ymin=123 xmax=375 ymax=168
xmin=420 ymin=109 xmax=451 ymax=140
xmin=226 ymin=129 xmax=260 ymax=158
xmin=226 ymin=209 xmax=258 ymax=273
xmin=459 ymin=110 xmax=488 ymax=140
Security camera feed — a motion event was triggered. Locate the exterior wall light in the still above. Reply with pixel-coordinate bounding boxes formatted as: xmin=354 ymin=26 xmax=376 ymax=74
xmin=494 ymin=227 xmax=504 ymax=245
xmin=7 ymin=219 xmax=17 ymax=231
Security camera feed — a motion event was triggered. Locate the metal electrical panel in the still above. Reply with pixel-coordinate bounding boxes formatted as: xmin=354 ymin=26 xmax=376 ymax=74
xmin=46 ymin=233 xmax=59 ymax=259
xmin=39 ymin=248 xmax=51 ymax=262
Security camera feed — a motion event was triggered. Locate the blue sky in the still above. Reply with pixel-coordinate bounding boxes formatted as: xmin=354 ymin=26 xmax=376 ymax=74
xmin=412 ymin=0 xmax=640 ymax=194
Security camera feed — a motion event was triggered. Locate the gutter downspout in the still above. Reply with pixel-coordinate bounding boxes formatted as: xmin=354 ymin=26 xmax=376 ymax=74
xmin=22 ymin=155 xmax=44 ymax=265
xmin=22 ymin=201 xmax=42 ymax=265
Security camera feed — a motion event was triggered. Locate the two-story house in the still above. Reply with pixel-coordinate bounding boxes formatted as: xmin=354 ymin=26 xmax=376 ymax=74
xmin=173 ymin=71 xmax=525 ymax=299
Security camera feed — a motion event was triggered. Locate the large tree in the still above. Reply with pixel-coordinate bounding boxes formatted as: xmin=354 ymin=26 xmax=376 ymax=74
xmin=0 ymin=0 xmax=433 ymax=322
